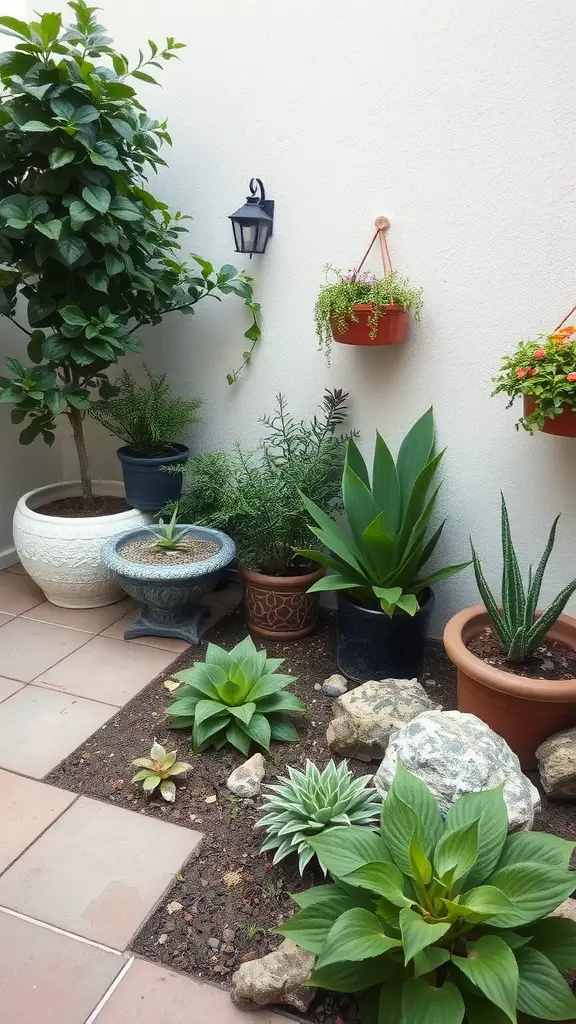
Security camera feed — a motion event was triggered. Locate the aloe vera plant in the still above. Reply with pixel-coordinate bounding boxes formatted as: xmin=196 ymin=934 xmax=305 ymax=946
xmin=298 ymin=409 xmax=469 ymax=616
xmin=471 ymin=494 xmax=576 ymax=662
xmin=147 ymin=506 xmax=189 ymax=551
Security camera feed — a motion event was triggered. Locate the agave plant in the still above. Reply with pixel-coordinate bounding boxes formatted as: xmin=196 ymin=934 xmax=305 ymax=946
xmin=471 ymin=494 xmax=576 ymax=662
xmin=166 ymin=636 xmax=307 ymax=754
xmin=298 ymin=408 xmax=469 ymax=616
xmin=256 ymin=759 xmax=381 ymax=874
xmin=131 ymin=740 xmax=192 ymax=803
xmin=147 ymin=506 xmax=189 ymax=551
xmin=279 ymin=763 xmax=576 ymax=1024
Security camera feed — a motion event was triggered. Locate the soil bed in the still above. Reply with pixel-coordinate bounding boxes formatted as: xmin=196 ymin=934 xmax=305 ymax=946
xmin=35 ymin=495 xmax=129 ymax=517
xmin=47 ymin=607 xmax=576 ymax=1023
xmin=467 ymin=626 xmax=576 ymax=680
xmin=120 ymin=537 xmax=219 ymax=565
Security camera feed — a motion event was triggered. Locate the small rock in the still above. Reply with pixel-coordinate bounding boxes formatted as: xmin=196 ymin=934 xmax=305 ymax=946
xmin=205 ymin=794 xmax=217 ymax=804
xmin=231 ymin=938 xmax=316 ymax=1013
xmin=314 ymin=683 xmax=322 ymax=691
xmin=223 ymin=926 xmax=236 ymax=942
xmin=157 ymin=933 xmax=168 ymax=945
xmin=200 ymin=879 xmax=209 ymax=888
xmin=166 ymin=901 xmax=182 ymax=915
xmin=327 ymin=677 xmax=439 ymax=762
xmin=208 ymin=937 xmax=220 ymax=951
xmin=540 ymin=658 xmax=555 ymax=672
xmin=226 ymin=753 xmax=266 ymax=798
xmin=322 ymin=673 xmax=348 ymax=697
xmin=374 ymin=709 xmax=540 ymax=831
xmin=536 ymin=728 xmax=576 ymax=798
xmin=550 ymin=898 xmax=576 ymax=922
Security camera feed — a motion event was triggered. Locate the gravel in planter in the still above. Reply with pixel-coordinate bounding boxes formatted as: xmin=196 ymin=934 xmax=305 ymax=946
xmin=120 ymin=537 xmax=219 ymax=566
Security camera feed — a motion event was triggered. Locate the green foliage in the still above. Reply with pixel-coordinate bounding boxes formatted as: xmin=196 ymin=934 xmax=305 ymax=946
xmin=471 ymin=493 xmax=576 ymax=663
xmin=90 ymin=365 xmax=200 ymax=455
xmin=147 ymin=505 xmax=189 ymax=550
xmin=0 ymin=1 xmax=259 ymax=488
xmin=278 ymin=764 xmax=576 ymax=1024
xmin=172 ymin=390 xmax=353 ymax=575
xmin=165 ymin=635 xmax=307 ymax=755
xmin=131 ymin=740 xmax=192 ymax=803
xmin=256 ymin=759 xmax=382 ymax=875
xmin=314 ymin=266 xmax=423 ymax=357
xmin=492 ymin=326 xmax=576 ymax=432
xmin=298 ymin=408 xmax=469 ymax=615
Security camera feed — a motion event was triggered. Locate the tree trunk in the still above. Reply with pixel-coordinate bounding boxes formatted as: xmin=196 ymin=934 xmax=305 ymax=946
xmin=68 ymin=406 xmax=94 ymax=505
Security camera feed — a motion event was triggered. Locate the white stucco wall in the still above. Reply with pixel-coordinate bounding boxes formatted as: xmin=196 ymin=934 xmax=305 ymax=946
xmin=28 ymin=0 xmax=576 ymax=631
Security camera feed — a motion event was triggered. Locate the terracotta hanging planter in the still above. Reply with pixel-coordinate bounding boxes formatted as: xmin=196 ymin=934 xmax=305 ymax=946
xmin=241 ymin=565 xmax=325 ymax=641
xmin=443 ymin=604 xmax=576 ymax=770
xmin=523 ymin=396 xmax=576 ymax=437
xmin=331 ymin=303 xmax=409 ymax=347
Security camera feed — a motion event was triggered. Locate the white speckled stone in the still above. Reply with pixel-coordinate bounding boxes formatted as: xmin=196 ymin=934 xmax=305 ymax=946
xmin=326 ymin=677 xmax=439 ymax=762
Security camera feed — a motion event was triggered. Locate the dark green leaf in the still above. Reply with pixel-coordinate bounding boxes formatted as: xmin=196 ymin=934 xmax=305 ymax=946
xmin=316 ymin=908 xmax=401 ymax=968
xmin=399 ymin=908 xmax=450 ymax=964
xmin=277 ymin=897 xmax=359 ymax=954
xmin=50 ymin=147 xmax=76 ymax=169
xmin=515 ymin=946 xmax=576 ymax=1020
xmin=526 ymin=916 xmax=576 ymax=972
xmin=82 ymin=185 xmax=111 ymax=214
xmin=55 ymin=236 xmax=88 ymax=266
xmin=402 ymin=978 xmax=465 ymax=1024
xmin=486 ymin=863 xmax=576 ymax=927
xmin=308 ymin=826 xmax=390 ymax=877
xmin=452 ymin=935 xmax=518 ymax=1021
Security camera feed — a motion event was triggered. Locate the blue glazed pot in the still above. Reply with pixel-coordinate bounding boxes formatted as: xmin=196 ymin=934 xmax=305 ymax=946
xmin=102 ymin=525 xmax=235 ymax=645
xmin=117 ymin=443 xmax=189 ymax=512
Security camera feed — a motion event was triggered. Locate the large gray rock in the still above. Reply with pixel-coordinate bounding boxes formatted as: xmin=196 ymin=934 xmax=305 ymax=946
xmin=536 ymin=728 xmax=576 ymax=798
xmin=326 ymin=677 xmax=439 ymax=762
xmin=226 ymin=753 xmax=266 ymax=798
xmin=374 ymin=709 xmax=540 ymax=831
xmin=231 ymin=938 xmax=316 ymax=1012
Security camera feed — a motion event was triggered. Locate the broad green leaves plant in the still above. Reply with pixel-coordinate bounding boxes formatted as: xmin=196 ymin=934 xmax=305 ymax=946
xmin=471 ymin=494 xmax=576 ymax=662
xmin=255 ymin=759 xmax=382 ymax=874
xmin=166 ymin=635 xmax=306 ymax=755
xmin=278 ymin=764 xmax=576 ymax=1023
xmin=0 ymin=2 xmax=259 ymax=502
xmin=131 ymin=740 xmax=191 ymax=803
xmin=298 ymin=408 xmax=469 ymax=615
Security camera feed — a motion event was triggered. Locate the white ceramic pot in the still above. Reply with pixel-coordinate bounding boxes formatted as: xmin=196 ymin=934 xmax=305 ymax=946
xmin=13 ymin=480 xmax=150 ymax=608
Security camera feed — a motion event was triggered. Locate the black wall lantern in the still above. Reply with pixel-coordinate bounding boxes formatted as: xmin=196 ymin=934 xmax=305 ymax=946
xmin=229 ymin=178 xmax=274 ymax=257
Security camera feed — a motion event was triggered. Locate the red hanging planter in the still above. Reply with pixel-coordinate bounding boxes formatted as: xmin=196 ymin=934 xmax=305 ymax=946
xmin=523 ymin=396 xmax=576 ymax=437
xmin=331 ymin=302 xmax=409 ymax=346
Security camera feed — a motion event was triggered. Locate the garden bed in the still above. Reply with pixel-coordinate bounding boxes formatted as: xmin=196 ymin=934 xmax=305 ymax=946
xmin=47 ymin=606 xmax=576 ymax=1024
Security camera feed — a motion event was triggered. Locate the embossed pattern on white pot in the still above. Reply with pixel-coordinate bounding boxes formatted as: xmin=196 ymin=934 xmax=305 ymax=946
xmin=13 ymin=481 xmax=149 ymax=608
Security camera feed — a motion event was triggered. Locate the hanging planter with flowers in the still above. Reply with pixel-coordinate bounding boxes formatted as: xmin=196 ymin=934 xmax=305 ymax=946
xmin=314 ymin=217 xmax=423 ymax=357
xmin=492 ymin=306 xmax=576 ymax=437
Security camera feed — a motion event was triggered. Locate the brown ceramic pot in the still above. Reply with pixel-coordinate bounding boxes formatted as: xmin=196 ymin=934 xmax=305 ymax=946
xmin=241 ymin=565 xmax=325 ymax=641
xmin=443 ymin=604 xmax=576 ymax=770
xmin=331 ymin=303 xmax=408 ymax=346
xmin=523 ymin=396 xmax=576 ymax=437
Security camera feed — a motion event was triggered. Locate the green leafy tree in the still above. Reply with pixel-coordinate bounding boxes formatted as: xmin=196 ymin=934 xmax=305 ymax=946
xmin=279 ymin=764 xmax=576 ymax=1023
xmin=0 ymin=2 xmax=260 ymax=503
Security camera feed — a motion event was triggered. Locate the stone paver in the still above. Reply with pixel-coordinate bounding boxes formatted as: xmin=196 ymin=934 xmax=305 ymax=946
xmin=95 ymin=958 xmax=293 ymax=1023
xmin=23 ymin=596 xmax=134 ymax=634
xmin=0 ymin=770 xmax=76 ymax=873
xmin=0 ymin=675 xmax=23 ymax=702
xmin=0 ymin=571 xmax=44 ymax=613
xmin=0 ymin=616 xmax=91 ymax=682
xmin=0 ymin=796 xmax=201 ymax=949
xmin=0 ymin=909 xmax=125 ymax=1024
xmin=0 ymin=685 xmax=116 ymax=778
xmin=0 ymin=613 xmax=13 ymax=627
xmin=35 ymin=634 xmax=176 ymax=706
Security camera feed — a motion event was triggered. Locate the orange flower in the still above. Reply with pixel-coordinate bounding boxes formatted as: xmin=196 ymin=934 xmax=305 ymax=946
xmin=566 ymin=372 xmax=576 ymax=382
xmin=534 ymin=348 xmax=545 ymax=359
xmin=516 ymin=368 xmax=528 ymax=379
xmin=552 ymin=326 xmax=576 ymax=341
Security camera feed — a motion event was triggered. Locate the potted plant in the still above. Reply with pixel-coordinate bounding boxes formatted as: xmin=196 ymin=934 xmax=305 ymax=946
xmin=0 ymin=2 xmax=260 ymax=607
xmin=444 ymin=495 xmax=576 ymax=770
xmin=90 ymin=366 xmax=201 ymax=511
xmin=314 ymin=265 xmax=423 ymax=354
xmin=298 ymin=409 xmax=469 ymax=681
xmin=174 ymin=389 xmax=353 ymax=640
xmin=102 ymin=507 xmax=235 ymax=645
xmin=492 ymin=322 xmax=576 ymax=436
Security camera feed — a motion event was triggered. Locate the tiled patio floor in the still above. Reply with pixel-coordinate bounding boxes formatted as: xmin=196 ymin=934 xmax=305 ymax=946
xmin=0 ymin=566 xmax=296 ymax=1023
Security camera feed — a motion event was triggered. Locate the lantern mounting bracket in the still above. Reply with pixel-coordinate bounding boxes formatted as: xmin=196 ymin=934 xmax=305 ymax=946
xmin=248 ymin=177 xmax=274 ymax=237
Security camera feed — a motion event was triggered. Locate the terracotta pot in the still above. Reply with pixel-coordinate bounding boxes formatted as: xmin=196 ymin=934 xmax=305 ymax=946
xmin=241 ymin=565 xmax=325 ymax=641
xmin=523 ymin=396 xmax=576 ymax=437
xmin=331 ymin=303 xmax=408 ymax=346
xmin=443 ymin=605 xmax=576 ymax=770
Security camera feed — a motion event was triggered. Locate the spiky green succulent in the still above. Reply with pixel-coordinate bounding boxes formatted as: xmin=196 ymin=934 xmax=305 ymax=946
xmin=166 ymin=635 xmax=307 ymax=754
xmin=256 ymin=759 xmax=382 ymax=874
xmin=147 ymin=505 xmax=189 ymax=551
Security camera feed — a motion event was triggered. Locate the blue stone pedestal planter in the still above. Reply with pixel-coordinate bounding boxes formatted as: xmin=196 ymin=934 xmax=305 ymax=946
xmin=102 ymin=526 xmax=235 ymax=645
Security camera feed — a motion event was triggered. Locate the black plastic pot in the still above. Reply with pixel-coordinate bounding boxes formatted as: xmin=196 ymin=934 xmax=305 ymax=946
xmin=117 ymin=443 xmax=189 ymax=512
xmin=336 ymin=589 xmax=435 ymax=682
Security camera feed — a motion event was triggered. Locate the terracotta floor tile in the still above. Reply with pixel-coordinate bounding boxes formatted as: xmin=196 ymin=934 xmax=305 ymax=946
xmin=0 ymin=909 xmax=125 ymax=1024
xmin=35 ymin=635 xmax=177 ymax=706
xmin=5 ymin=561 xmax=27 ymax=575
xmin=0 ymin=797 xmax=201 ymax=949
xmin=0 ymin=571 xmax=44 ymax=614
xmin=0 ymin=676 xmax=23 ymax=702
xmin=0 ymin=617 xmax=92 ymax=682
xmin=0 ymin=770 xmax=76 ymax=873
xmin=0 ymin=613 xmax=14 ymax=628
xmin=95 ymin=958 xmax=293 ymax=1023
xmin=23 ymin=596 xmax=134 ymax=634
xmin=0 ymin=685 xmax=116 ymax=779
xmin=101 ymin=609 xmax=189 ymax=652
